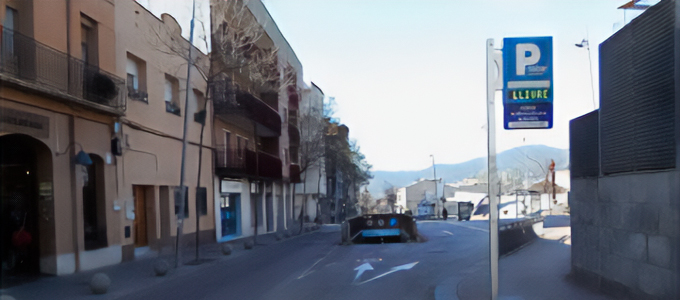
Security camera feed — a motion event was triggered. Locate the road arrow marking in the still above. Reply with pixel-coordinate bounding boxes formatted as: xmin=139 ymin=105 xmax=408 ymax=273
xmin=355 ymin=262 xmax=419 ymax=285
xmin=353 ymin=263 xmax=374 ymax=282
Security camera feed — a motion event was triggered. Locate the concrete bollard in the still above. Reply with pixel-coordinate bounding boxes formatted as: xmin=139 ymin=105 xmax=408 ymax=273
xmin=153 ymin=259 xmax=169 ymax=276
xmin=244 ymin=240 xmax=254 ymax=250
xmin=90 ymin=273 xmax=111 ymax=294
xmin=221 ymin=243 xmax=233 ymax=255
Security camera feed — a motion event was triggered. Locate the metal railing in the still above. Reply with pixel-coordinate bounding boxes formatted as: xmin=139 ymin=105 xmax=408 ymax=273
xmin=214 ymin=145 xmax=282 ymax=179
xmin=0 ymin=27 xmax=126 ymax=113
xmin=211 ymin=78 xmax=281 ymax=135
xmin=215 ymin=146 xmax=247 ymax=171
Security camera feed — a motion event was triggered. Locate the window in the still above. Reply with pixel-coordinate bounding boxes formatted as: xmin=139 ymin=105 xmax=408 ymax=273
xmin=194 ymin=89 xmax=206 ymax=123
xmin=3 ymin=7 xmax=17 ymax=61
xmin=224 ymin=130 xmax=231 ymax=163
xmin=284 ymin=148 xmax=289 ymax=165
xmin=126 ymin=53 xmax=147 ymax=102
xmin=164 ymin=74 xmax=180 ymax=115
xmin=237 ymin=136 xmax=245 ymax=158
xmin=283 ymin=108 xmax=288 ymax=124
xmin=81 ymin=15 xmax=98 ymax=66
xmin=3 ymin=7 xmax=17 ymax=31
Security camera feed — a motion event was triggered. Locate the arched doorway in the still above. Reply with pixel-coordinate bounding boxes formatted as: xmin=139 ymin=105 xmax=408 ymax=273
xmin=0 ymin=134 xmax=53 ymax=287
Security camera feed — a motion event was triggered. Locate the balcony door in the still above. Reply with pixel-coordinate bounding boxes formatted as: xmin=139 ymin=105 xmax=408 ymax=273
xmin=224 ymin=130 xmax=231 ymax=166
xmin=2 ymin=7 xmax=17 ymax=68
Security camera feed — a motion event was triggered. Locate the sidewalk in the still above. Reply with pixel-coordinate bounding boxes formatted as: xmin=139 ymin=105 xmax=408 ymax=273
xmin=0 ymin=225 xmax=321 ymax=300
xmin=439 ymin=227 xmax=613 ymax=300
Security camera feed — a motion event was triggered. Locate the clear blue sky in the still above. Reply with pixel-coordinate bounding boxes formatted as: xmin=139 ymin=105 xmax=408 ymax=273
xmin=144 ymin=0 xmax=642 ymax=171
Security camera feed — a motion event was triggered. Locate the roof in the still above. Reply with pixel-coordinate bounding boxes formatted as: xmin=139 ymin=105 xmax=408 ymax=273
xmin=454 ymin=183 xmax=514 ymax=194
xmin=528 ymin=180 xmax=568 ymax=194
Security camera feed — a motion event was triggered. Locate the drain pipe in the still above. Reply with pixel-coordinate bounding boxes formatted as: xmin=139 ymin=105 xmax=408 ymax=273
xmin=66 ymin=0 xmax=81 ymax=273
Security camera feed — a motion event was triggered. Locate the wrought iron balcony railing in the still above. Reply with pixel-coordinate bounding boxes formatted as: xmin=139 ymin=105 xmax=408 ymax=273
xmin=210 ymin=79 xmax=281 ymax=136
xmin=0 ymin=27 xmax=126 ymax=114
xmin=215 ymin=145 xmax=282 ymax=180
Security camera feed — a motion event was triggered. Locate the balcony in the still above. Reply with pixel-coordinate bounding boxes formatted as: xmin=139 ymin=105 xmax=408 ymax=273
xmin=248 ymin=150 xmax=282 ymax=180
xmin=211 ymin=79 xmax=281 ymax=136
xmin=0 ymin=27 xmax=126 ymax=115
xmin=215 ymin=146 xmax=282 ymax=180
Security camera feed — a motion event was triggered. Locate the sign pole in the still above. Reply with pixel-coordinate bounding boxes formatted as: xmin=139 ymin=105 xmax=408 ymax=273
xmin=486 ymin=38 xmax=500 ymax=300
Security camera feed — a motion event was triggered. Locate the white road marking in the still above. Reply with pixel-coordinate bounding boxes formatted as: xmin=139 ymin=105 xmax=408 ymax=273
xmin=353 ymin=263 xmax=374 ymax=282
xmin=355 ymin=262 xmax=419 ymax=285
xmin=297 ymin=246 xmax=337 ymax=279
xmin=450 ymin=222 xmax=489 ymax=233
xmin=442 ymin=230 xmax=454 ymax=236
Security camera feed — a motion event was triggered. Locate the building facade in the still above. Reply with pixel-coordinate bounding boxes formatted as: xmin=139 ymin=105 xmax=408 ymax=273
xmin=1 ymin=0 xmax=126 ymax=277
xmin=0 ymin=0 xmax=216 ymax=281
xmin=114 ymin=0 xmax=213 ymax=260
xmin=210 ymin=0 xmax=303 ymax=242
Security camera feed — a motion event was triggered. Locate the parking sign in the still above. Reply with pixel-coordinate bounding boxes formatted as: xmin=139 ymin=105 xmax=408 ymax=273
xmin=503 ymin=37 xmax=553 ymax=129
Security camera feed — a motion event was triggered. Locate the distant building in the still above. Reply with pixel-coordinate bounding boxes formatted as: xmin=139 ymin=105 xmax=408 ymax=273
xmin=398 ymin=179 xmax=438 ymax=215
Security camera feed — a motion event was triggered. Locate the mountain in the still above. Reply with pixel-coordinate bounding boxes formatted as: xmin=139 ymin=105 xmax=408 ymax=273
xmin=367 ymin=145 xmax=569 ymax=198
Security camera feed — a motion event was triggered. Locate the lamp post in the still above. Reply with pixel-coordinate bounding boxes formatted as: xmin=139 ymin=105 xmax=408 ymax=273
xmin=430 ymin=154 xmax=438 ymax=217
xmin=575 ymin=38 xmax=596 ymax=110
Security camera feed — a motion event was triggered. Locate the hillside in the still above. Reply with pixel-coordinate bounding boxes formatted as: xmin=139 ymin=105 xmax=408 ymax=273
xmin=367 ymin=145 xmax=568 ymax=198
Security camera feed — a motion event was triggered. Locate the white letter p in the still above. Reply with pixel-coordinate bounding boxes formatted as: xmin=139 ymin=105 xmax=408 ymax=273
xmin=515 ymin=43 xmax=540 ymax=76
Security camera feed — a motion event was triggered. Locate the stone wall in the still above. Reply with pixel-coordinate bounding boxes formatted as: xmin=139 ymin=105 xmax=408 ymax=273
xmin=570 ymin=173 xmax=680 ymax=299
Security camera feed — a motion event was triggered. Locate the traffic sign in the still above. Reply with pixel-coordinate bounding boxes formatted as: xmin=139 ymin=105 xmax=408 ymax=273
xmin=502 ymin=37 xmax=553 ymax=129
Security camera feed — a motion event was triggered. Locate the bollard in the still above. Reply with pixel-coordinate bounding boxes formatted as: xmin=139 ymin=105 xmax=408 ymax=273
xmin=221 ymin=243 xmax=233 ymax=255
xmin=244 ymin=240 xmax=254 ymax=250
xmin=153 ymin=259 xmax=169 ymax=276
xmin=90 ymin=273 xmax=111 ymax=294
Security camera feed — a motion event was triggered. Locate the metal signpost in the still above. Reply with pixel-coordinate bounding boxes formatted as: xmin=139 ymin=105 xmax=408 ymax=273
xmin=486 ymin=36 xmax=553 ymax=300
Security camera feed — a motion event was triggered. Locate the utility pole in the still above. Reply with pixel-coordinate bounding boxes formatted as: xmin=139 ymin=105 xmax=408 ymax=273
xmin=174 ymin=0 xmax=196 ymax=268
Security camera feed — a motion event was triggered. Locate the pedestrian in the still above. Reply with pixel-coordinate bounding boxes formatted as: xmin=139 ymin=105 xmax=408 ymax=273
xmin=442 ymin=207 xmax=448 ymax=220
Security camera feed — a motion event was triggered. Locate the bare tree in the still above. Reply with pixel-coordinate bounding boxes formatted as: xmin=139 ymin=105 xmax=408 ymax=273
xmin=296 ymin=104 xmax=327 ymax=231
xmin=358 ymin=188 xmax=375 ymax=215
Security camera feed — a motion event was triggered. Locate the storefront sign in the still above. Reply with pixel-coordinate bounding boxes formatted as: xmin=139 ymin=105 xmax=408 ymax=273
xmin=39 ymin=182 xmax=53 ymax=197
xmin=0 ymin=107 xmax=50 ymax=138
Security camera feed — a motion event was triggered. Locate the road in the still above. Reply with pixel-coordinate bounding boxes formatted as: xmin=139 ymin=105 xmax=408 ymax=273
xmin=120 ymin=221 xmax=491 ymax=300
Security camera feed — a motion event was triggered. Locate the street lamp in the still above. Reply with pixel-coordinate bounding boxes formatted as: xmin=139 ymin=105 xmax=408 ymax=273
xmin=430 ymin=155 xmax=437 ymax=199
xmin=575 ymin=38 xmax=596 ymax=110
xmin=430 ymin=154 xmax=439 ymax=218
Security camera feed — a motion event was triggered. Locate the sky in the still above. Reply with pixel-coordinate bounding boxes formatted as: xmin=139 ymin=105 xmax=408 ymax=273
xmin=141 ymin=0 xmax=649 ymax=172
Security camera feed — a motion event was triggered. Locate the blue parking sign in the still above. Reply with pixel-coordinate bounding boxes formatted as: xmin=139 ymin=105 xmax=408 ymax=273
xmin=503 ymin=37 xmax=553 ymax=129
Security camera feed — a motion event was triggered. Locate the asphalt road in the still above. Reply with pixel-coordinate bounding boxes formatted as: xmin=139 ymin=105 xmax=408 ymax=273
xmin=120 ymin=221 xmax=491 ymax=300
